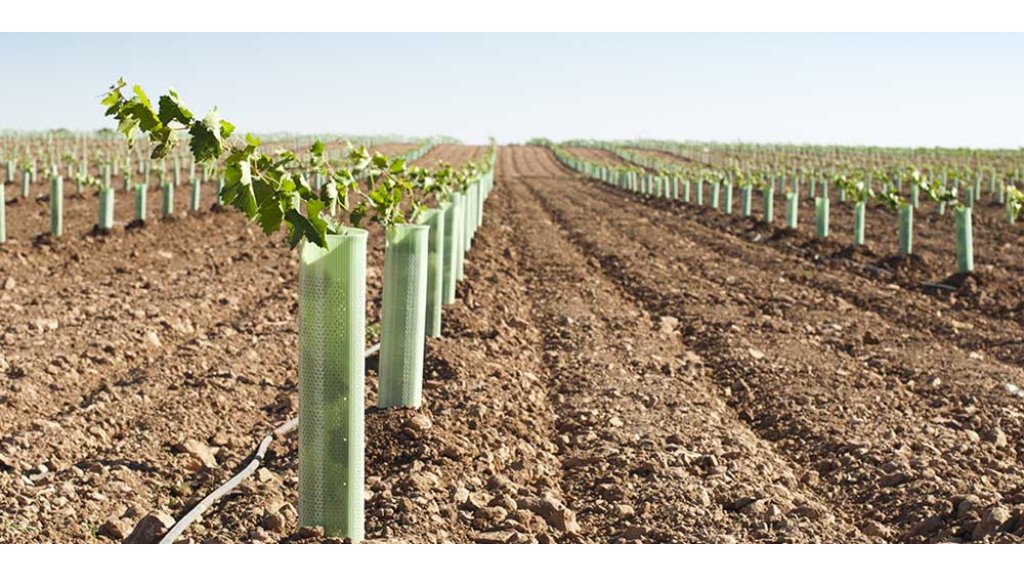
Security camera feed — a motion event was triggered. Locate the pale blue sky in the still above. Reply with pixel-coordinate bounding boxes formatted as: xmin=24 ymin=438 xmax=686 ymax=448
xmin=1 ymin=33 xmax=1021 ymax=147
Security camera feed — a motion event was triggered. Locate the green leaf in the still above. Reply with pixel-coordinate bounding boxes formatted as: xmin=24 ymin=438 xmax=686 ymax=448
xmin=188 ymin=109 xmax=224 ymax=164
xmin=284 ymin=201 xmax=328 ymax=248
xmin=158 ymin=90 xmax=194 ymax=125
xmin=311 ymin=140 xmax=325 ymax=157
xmin=219 ymin=119 xmax=236 ymax=140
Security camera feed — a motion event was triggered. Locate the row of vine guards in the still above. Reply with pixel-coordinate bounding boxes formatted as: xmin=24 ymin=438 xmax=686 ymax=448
xmin=92 ymin=78 xmax=497 ymax=541
xmin=0 ymin=134 xmax=442 ymax=241
xmin=543 ymin=141 xmax=1000 ymax=277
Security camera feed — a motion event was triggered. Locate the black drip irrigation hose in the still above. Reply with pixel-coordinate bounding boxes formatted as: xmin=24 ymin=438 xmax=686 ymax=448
xmin=159 ymin=342 xmax=382 ymax=544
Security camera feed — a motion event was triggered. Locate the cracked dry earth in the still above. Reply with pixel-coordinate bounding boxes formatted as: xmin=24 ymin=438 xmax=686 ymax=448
xmin=1 ymin=145 xmax=1022 ymax=544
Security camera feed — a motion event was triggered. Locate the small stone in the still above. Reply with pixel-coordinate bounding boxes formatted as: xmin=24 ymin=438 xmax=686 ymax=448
xmin=964 ymin=429 xmax=980 ymax=443
xmin=124 ymin=511 xmax=176 ymax=544
xmin=2 ymin=277 xmax=15 ymax=290
xmin=614 ymin=504 xmax=635 ymax=518
xmin=404 ymin=413 xmax=433 ymax=434
xmin=956 ymin=495 xmax=982 ymax=519
xmin=474 ymin=506 xmax=509 ymax=524
xmin=861 ymin=520 xmax=892 ymax=539
xmin=262 ymin=510 xmax=285 ymax=534
xmin=879 ymin=472 xmax=912 ymax=488
xmin=145 ymin=331 xmax=162 ymax=348
xmin=174 ymin=439 xmax=218 ymax=470
xmin=972 ymin=506 xmax=1012 ymax=540
xmin=658 ymin=316 xmax=679 ymax=334
xmin=473 ymin=530 xmax=516 ymax=544
xmin=452 ymin=486 xmax=470 ymax=505
xmin=907 ymin=514 xmax=944 ymax=539
xmin=748 ymin=348 xmax=765 ymax=360
xmin=987 ymin=428 xmax=1008 ymax=449
xmin=97 ymin=519 xmax=129 ymax=541
xmin=608 ymin=416 xmax=624 ymax=428
xmin=516 ymin=496 xmax=580 ymax=534
xmin=255 ymin=468 xmax=280 ymax=484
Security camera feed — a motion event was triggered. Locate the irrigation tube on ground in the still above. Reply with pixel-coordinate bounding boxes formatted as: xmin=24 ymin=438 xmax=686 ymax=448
xmin=158 ymin=341 xmax=383 ymax=545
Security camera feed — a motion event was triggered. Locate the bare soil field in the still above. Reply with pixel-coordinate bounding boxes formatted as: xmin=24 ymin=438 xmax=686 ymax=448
xmin=1 ymin=146 xmax=1021 ymax=544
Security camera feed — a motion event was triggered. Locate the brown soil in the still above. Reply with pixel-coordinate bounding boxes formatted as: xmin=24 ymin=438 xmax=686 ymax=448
xmin=1 ymin=146 xmax=1021 ymax=544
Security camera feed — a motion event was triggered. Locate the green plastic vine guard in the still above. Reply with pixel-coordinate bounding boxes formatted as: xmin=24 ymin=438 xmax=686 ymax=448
xmin=418 ymin=208 xmax=444 ymax=338
xmin=724 ymin=182 xmax=733 ymax=215
xmin=696 ymin=181 xmax=704 ymax=206
xmin=162 ymin=182 xmax=174 ymax=217
xmin=742 ymin=185 xmax=752 ymax=217
xmin=50 ymin=177 xmax=63 ymax=237
xmin=684 ymin=181 xmax=691 ymax=203
xmin=102 ymin=164 xmax=111 ymax=189
xmin=815 ymin=196 xmax=829 ymax=238
xmin=378 ymin=223 xmax=429 ymax=409
xmin=191 ymin=179 xmax=201 ymax=212
xmin=911 ymin=185 xmax=919 ymax=209
xmin=455 ymin=192 xmax=466 ymax=282
xmin=98 ymin=187 xmax=114 ymax=231
xmin=763 ymin=188 xmax=774 ymax=224
xmin=853 ymin=201 xmax=866 ymax=246
xmin=5 ymin=161 xmax=13 ymax=184
xmin=0 ymin=183 xmax=5 ymax=243
xmin=710 ymin=182 xmax=720 ymax=210
xmin=173 ymin=157 xmax=181 ymax=187
xmin=898 ymin=205 xmax=913 ymax=256
xmin=463 ymin=188 xmax=474 ymax=252
xmin=135 ymin=184 xmax=147 ymax=222
xmin=476 ymin=180 xmax=484 ymax=229
xmin=21 ymin=171 xmax=30 ymax=198
xmin=1007 ymin=201 xmax=1015 ymax=224
xmin=441 ymin=201 xmax=458 ymax=305
xmin=785 ymin=192 xmax=798 ymax=229
xmin=839 ymin=187 xmax=846 ymax=204
xmin=809 ymin=177 xmax=816 ymax=199
xmin=297 ymin=228 xmax=367 ymax=542
xmin=217 ymin=177 xmax=225 ymax=206
xmin=955 ymin=206 xmax=974 ymax=273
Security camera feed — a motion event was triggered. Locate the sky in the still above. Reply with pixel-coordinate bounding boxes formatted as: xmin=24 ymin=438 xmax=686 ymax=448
xmin=0 ymin=33 xmax=1022 ymax=148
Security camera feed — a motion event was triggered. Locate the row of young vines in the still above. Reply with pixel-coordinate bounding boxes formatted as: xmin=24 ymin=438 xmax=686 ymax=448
xmin=534 ymin=139 xmax=1024 ymax=276
xmin=0 ymin=130 xmax=447 ymax=242
xmin=90 ymin=79 xmax=496 ymax=541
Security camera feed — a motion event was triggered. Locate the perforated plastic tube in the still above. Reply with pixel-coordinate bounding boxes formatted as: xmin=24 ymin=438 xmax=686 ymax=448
xmin=0 ymin=183 xmax=5 ymax=243
xmin=724 ymin=182 xmax=733 ymax=215
xmin=741 ymin=185 xmax=752 ymax=217
xmin=50 ymin=177 xmax=63 ymax=237
xmin=21 ymin=171 xmax=29 ymax=198
xmin=815 ymin=196 xmax=829 ymax=238
xmin=898 ymin=204 xmax=913 ymax=256
xmin=462 ymin=188 xmax=474 ymax=252
xmin=298 ymin=228 xmax=367 ymax=542
xmin=378 ymin=224 xmax=429 ymax=409
xmin=418 ymin=208 xmax=444 ymax=338
xmin=135 ymin=184 xmax=147 ymax=222
xmin=455 ymin=192 xmax=467 ymax=282
xmin=955 ymin=206 xmax=974 ymax=273
xmin=442 ymin=201 xmax=459 ymax=304
xmin=162 ymin=182 xmax=174 ymax=217
xmin=711 ymin=182 xmax=720 ymax=210
xmin=853 ymin=201 xmax=866 ymax=246
xmin=785 ymin=192 xmax=798 ymax=229
xmin=98 ymin=188 xmax=114 ymax=231
xmin=191 ymin=179 xmax=201 ymax=212
xmin=763 ymin=188 xmax=774 ymax=224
